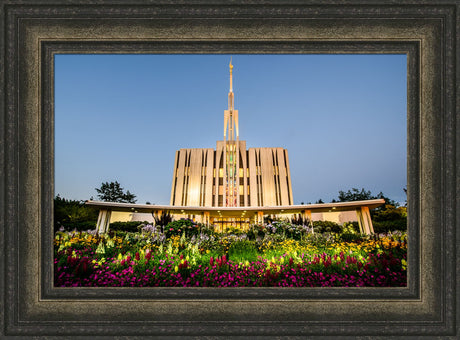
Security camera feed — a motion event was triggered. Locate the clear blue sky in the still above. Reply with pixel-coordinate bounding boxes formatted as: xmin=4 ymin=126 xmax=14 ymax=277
xmin=55 ymin=54 xmax=407 ymax=205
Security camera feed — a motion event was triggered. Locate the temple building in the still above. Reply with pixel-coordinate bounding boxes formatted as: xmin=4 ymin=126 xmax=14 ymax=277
xmin=170 ymin=60 xmax=293 ymax=208
xmin=87 ymin=60 xmax=384 ymax=234
xmin=169 ymin=61 xmax=293 ymax=228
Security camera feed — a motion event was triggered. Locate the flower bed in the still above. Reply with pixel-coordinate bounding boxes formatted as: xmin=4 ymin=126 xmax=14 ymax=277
xmin=54 ymin=224 xmax=407 ymax=287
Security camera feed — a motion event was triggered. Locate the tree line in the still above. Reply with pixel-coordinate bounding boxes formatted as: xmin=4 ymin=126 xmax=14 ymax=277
xmin=54 ymin=182 xmax=406 ymax=232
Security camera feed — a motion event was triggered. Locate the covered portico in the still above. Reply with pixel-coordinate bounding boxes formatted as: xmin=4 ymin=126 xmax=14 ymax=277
xmin=86 ymin=199 xmax=385 ymax=235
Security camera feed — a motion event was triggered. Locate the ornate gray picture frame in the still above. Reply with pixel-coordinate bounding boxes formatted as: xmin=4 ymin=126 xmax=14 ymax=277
xmin=1 ymin=1 xmax=458 ymax=338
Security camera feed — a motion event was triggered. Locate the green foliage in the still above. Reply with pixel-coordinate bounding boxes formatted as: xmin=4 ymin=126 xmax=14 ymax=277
xmin=344 ymin=221 xmax=361 ymax=234
xmin=373 ymin=219 xmax=407 ymax=234
xmin=165 ymin=219 xmax=201 ymax=238
xmin=153 ymin=211 xmax=173 ymax=228
xmin=95 ymin=181 xmax=137 ymax=203
xmin=224 ymin=226 xmax=246 ymax=235
xmin=54 ymin=195 xmax=98 ymax=232
xmin=199 ymin=224 xmax=218 ymax=237
xmin=228 ymin=240 xmax=259 ymax=262
xmin=246 ymin=225 xmax=266 ymax=240
xmin=339 ymin=233 xmax=363 ymax=243
xmin=246 ymin=222 xmax=312 ymax=241
xmin=61 ymin=221 xmax=97 ymax=232
xmin=290 ymin=215 xmax=310 ymax=226
xmin=337 ymin=188 xmax=397 ymax=208
xmin=312 ymin=220 xmax=342 ymax=233
xmin=373 ymin=205 xmax=407 ymax=221
xmin=109 ymin=221 xmax=149 ymax=233
xmin=341 ymin=222 xmax=359 ymax=234
xmin=335 ymin=188 xmax=407 ymax=233
xmin=338 ymin=222 xmax=362 ymax=242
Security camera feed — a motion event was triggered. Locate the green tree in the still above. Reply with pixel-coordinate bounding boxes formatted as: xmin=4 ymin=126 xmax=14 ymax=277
xmin=332 ymin=188 xmax=407 ymax=231
xmin=54 ymin=195 xmax=98 ymax=232
xmin=337 ymin=187 xmax=396 ymax=207
xmin=95 ymin=181 xmax=137 ymax=203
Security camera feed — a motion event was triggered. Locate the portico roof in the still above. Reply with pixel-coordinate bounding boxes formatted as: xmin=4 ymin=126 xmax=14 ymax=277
xmin=85 ymin=199 xmax=385 ymax=219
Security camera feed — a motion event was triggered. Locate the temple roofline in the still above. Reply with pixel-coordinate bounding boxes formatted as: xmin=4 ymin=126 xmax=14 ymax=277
xmin=86 ymin=199 xmax=385 ymax=215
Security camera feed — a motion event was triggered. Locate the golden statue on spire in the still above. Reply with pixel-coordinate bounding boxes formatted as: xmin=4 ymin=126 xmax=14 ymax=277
xmin=229 ymin=57 xmax=233 ymax=92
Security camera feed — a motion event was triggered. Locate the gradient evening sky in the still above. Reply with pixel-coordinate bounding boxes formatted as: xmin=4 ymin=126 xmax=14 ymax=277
xmin=55 ymin=54 xmax=407 ymax=205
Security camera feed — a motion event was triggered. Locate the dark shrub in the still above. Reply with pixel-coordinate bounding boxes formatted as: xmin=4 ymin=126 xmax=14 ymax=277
xmin=343 ymin=221 xmax=361 ymax=234
xmin=59 ymin=221 xmax=96 ymax=232
xmin=373 ymin=219 xmax=407 ymax=233
xmin=246 ymin=225 xmax=268 ymax=240
xmin=224 ymin=226 xmax=245 ymax=235
xmin=165 ymin=219 xmax=201 ymax=238
xmin=200 ymin=224 xmax=217 ymax=237
xmin=53 ymin=195 xmax=98 ymax=233
xmin=153 ymin=211 xmax=173 ymax=230
xmin=339 ymin=233 xmax=363 ymax=243
xmin=290 ymin=215 xmax=309 ymax=226
xmin=246 ymin=228 xmax=257 ymax=240
xmin=109 ymin=221 xmax=149 ymax=233
xmin=312 ymin=220 xmax=342 ymax=233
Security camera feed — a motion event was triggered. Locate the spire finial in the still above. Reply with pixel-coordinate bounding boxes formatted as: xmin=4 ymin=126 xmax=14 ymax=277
xmin=229 ymin=57 xmax=233 ymax=92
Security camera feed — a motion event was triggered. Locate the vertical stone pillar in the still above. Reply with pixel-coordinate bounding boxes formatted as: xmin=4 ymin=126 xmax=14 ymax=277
xmin=257 ymin=211 xmax=264 ymax=224
xmin=96 ymin=209 xmax=112 ymax=234
xmin=356 ymin=206 xmax=374 ymax=234
xmin=303 ymin=209 xmax=314 ymax=232
xmin=204 ymin=211 xmax=210 ymax=226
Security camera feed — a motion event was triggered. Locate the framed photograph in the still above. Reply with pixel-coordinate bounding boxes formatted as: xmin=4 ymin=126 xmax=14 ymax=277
xmin=1 ymin=1 xmax=457 ymax=338
xmin=53 ymin=53 xmax=407 ymax=287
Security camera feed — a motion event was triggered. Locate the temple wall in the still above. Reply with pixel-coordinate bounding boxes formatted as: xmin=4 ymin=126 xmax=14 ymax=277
xmin=170 ymin=142 xmax=292 ymax=208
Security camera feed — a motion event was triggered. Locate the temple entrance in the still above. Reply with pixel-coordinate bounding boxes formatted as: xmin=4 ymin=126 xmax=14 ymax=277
xmin=212 ymin=217 xmax=250 ymax=232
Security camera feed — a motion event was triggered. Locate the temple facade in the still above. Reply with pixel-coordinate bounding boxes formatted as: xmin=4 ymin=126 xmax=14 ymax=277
xmin=87 ymin=60 xmax=383 ymax=234
xmin=170 ymin=60 xmax=293 ymax=209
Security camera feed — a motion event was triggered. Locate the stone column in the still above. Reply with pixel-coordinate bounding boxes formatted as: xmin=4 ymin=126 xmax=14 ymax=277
xmin=356 ymin=206 xmax=374 ymax=234
xmin=204 ymin=211 xmax=210 ymax=226
xmin=303 ymin=209 xmax=314 ymax=232
xmin=257 ymin=211 xmax=264 ymax=224
xmin=96 ymin=209 xmax=112 ymax=234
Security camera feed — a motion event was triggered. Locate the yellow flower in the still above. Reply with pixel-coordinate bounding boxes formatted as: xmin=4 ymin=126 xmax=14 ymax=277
xmin=174 ymin=265 xmax=179 ymax=272
xmin=401 ymin=259 xmax=407 ymax=270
